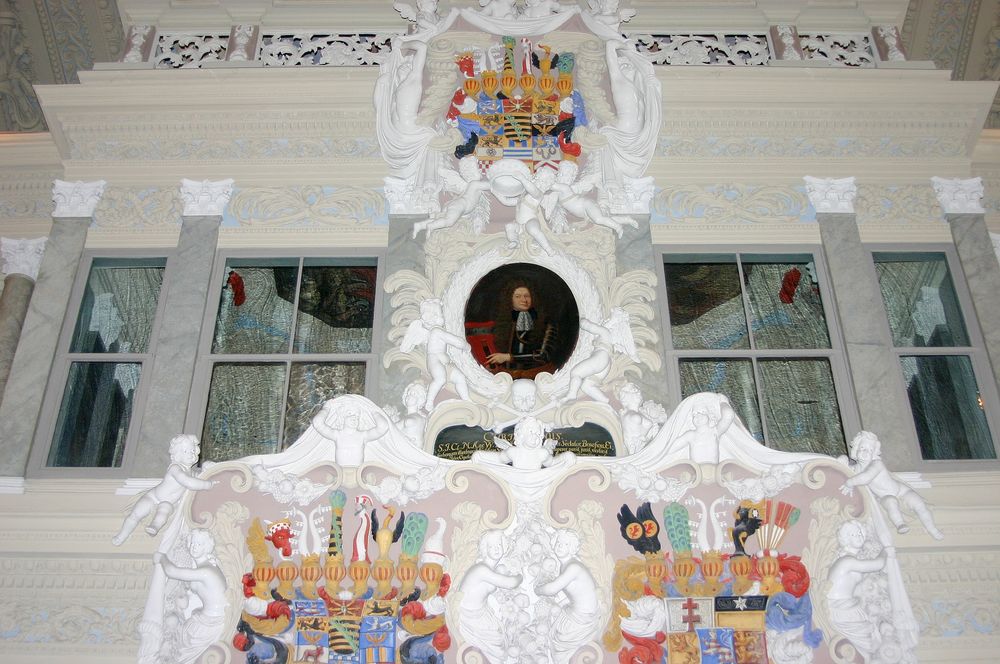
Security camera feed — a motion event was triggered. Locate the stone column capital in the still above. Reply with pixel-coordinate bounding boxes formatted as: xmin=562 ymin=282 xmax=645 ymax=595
xmin=179 ymin=178 xmax=234 ymax=217
xmin=931 ymin=176 xmax=984 ymax=214
xmin=52 ymin=180 xmax=106 ymax=218
xmin=804 ymin=176 xmax=856 ymax=214
xmin=0 ymin=238 xmax=47 ymax=280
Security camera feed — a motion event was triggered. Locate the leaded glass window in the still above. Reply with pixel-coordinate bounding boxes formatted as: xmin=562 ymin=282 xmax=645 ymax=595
xmin=664 ymin=252 xmax=848 ymax=456
xmin=873 ymin=251 xmax=995 ymax=460
xmin=199 ymin=256 xmax=377 ymax=461
xmin=48 ymin=258 xmax=166 ymax=467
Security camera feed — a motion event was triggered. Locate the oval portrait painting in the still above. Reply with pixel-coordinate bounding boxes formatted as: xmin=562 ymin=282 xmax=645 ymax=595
xmin=464 ymin=263 xmax=579 ymax=379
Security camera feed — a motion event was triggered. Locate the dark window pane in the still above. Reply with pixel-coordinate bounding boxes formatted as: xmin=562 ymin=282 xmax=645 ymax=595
xmin=680 ymin=358 xmax=763 ymax=442
xmin=874 ymin=253 xmax=970 ymax=347
xmin=742 ymin=258 xmax=830 ymax=349
xmin=70 ymin=263 xmax=165 ymax=353
xmin=665 ymin=257 xmax=749 ymax=350
xmin=201 ymin=363 xmax=286 ymax=461
xmin=900 ymin=355 xmax=994 ymax=460
xmin=294 ymin=263 xmax=376 ymax=354
xmin=212 ymin=261 xmax=298 ymax=354
xmin=283 ymin=362 xmax=367 ymax=445
xmin=48 ymin=361 xmax=140 ymax=467
xmin=756 ymin=358 xmax=846 ymax=456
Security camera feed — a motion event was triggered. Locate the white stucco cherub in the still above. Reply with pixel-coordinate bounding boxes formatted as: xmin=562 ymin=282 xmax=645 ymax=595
xmin=562 ymin=308 xmax=638 ymax=403
xmin=311 ymin=401 xmax=390 ymax=467
xmin=478 ymin=0 xmax=517 ymax=19
xmin=112 ymin=434 xmax=215 ymax=546
xmin=472 ymin=416 xmax=575 ymax=470
xmin=492 ymin=161 xmax=557 ymax=255
xmin=401 ymin=298 xmax=473 ymax=410
xmin=412 ymin=156 xmax=491 ymax=239
xmin=458 ymin=529 xmax=523 ymax=655
xmin=399 ymin=381 xmax=429 ymax=445
xmin=393 ymin=0 xmax=442 ymax=33
xmin=672 ymin=397 xmax=736 ymax=465
xmin=154 ymin=529 xmax=228 ymax=662
xmin=586 ymin=0 xmax=637 ymax=27
xmin=617 ymin=382 xmax=667 ymax=454
xmin=544 ymin=160 xmax=639 ymax=237
xmin=535 ymin=529 xmax=600 ymax=664
xmin=521 ymin=0 xmax=573 ymax=18
xmin=839 ymin=431 xmax=944 ymax=540
xmin=826 ymin=520 xmax=890 ymax=660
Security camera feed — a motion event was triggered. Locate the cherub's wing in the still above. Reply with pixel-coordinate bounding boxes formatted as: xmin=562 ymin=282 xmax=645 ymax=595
xmin=548 ymin=204 xmax=570 ymax=234
xmin=470 ymin=193 xmax=491 ymax=233
xmin=607 ymin=308 xmax=639 ymax=361
xmin=572 ymin=156 xmax=603 ymax=194
xmin=393 ymin=1 xmax=418 ymax=22
xmin=493 ymin=436 xmax=512 ymax=450
xmin=620 ymin=8 xmax=637 ymax=22
xmin=400 ymin=319 xmax=429 ymax=352
xmin=543 ymin=437 xmax=559 ymax=453
xmin=438 ymin=165 xmax=469 ymax=194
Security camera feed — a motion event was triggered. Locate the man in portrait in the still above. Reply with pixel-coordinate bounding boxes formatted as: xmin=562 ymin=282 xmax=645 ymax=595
xmin=485 ymin=282 xmax=559 ymax=379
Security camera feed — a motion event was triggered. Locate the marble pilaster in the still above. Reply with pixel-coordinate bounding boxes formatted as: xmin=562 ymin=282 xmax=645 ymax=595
xmin=0 ymin=238 xmax=46 ymax=403
xmin=131 ymin=210 xmax=224 ymax=474
xmin=943 ymin=214 xmax=1000 ymax=392
xmin=0 ymin=219 xmax=89 ymax=475
xmin=807 ymin=177 xmax=919 ymax=468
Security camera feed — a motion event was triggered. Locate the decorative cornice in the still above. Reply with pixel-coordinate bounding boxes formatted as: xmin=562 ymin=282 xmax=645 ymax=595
xmin=803 ymin=176 xmax=857 ymax=213
xmin=932 ymin=176 xmax=985 ymax=214
xmin=179 ymin=178 xmax=234 ymax=216
xmin=51 ymin=179 xmax=106 ymax=217
xmin=0 ymin=476 xmax=25 ymax=494
xmin=0 ymin=237 xmax=46 ymax=280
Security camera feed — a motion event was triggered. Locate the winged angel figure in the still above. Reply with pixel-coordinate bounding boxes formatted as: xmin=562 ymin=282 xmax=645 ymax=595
xmin=413 ymin=156 xmax=492 ymax=239
xmin=562 ymin=307 xmax=638 ymax=403
xmin=393 ymin=0 xmax=442 ymax=33
xmin=543 ymin=160 xmax=639 ymax=237
xmin=400 ymin=298 xmax=474 ymax=411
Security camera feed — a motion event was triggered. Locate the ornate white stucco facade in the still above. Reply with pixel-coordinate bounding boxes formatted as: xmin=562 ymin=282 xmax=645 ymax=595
xmin=1 ymin=1 xmax=1000 ymax=663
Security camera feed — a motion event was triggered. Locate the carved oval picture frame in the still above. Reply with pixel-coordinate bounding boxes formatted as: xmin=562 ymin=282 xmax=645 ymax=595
xmin=464 ymin=262 xmax=580 ymax=379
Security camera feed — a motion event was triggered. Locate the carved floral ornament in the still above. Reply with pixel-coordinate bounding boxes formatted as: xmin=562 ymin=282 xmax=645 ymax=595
xmin=803 ymin=176 xmax=857 ymax=214
xmin=0 ymin=237 xmax=46 ymax=280
xmin=931 ymin=176 xmax=985 ymax=214
xmin=180 ymin=178 xmax=235 ymax=217
xmin=52 ymin=179 xmax=106 ymax=218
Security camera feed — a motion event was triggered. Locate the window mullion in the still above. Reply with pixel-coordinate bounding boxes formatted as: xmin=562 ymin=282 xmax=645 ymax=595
xmin=734 ymin=254 xmax=757 ymax=350
xmin=750 ymin=357 xmax=772 ymax=446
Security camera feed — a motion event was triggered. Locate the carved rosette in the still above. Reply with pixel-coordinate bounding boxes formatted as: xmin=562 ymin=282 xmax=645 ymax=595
xmin=52 ymin=179 xmax=107 ymax=218
xmin=803 ymin=175 xmax=857 ymax=214
xmin=931 ymin=176 xmax=985 ymax=214
xmin=0 ymin=237 xmax=46 ymax=280
xmin=179 ymin=178 xmax=235 ymax=217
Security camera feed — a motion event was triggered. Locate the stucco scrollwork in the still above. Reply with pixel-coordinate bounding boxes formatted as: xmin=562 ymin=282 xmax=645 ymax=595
xmin=0 ymin=0 xmax=44 ymax=132
xmin=92 ymin=187 xmax=183 ymax=229
xmin=652 ymin=184 xmax=813 ymax=225
xmin=227 ymin=186 xmax=387 ymax=227
xmin=854 ymin=184 xmax=943 ymax=225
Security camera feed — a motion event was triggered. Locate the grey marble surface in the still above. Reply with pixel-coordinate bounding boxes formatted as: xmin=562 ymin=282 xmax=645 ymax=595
xmin=132 ymin=216 xmax=221 ymax=475
xmin=0 ymin=275 xmax=35 ymax=404
xmin=615 ymin=216 xmax=671 ymax=409
xmin=818 ymin=212 xmax=920 ymax=469
xmin=377 ymin=214 xmax=428 ymax=408
xmin=947 ymin=213 xmax=1000 ymax=395
xmin=0 ymin=218 xmax=88 ymax=476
